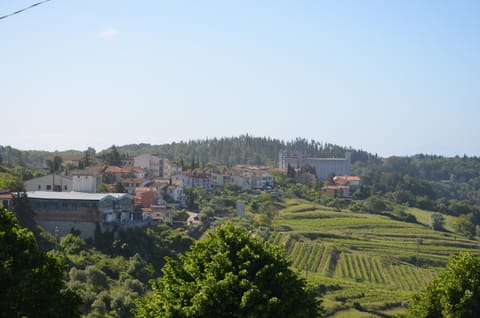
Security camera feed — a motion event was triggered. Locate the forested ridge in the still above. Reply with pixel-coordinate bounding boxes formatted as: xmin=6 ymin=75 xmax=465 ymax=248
xmin=115 ymin=135 xmax=376 ymax=167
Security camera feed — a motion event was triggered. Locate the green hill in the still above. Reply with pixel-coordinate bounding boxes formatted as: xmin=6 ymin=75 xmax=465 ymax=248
xmin=268 ymin=198 xmax=479 ymax=317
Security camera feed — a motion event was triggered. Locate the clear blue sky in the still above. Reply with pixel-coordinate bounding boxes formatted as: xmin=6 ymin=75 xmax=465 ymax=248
xmin=1 ymin=0 xmax=479 ymax=157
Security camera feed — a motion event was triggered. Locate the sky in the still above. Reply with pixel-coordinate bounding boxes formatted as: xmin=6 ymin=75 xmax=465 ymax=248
xmin=1 ymin=0 xmax=479 ymax=157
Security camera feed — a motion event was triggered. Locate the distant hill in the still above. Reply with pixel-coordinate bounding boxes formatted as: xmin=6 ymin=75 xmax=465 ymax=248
xmin=0 ymin=146 xmax=83 ymax=169
xmin=1 ymin=136 xmax=375 ymax=169
xmin=115 ymin=135 xmax=377 ymax=167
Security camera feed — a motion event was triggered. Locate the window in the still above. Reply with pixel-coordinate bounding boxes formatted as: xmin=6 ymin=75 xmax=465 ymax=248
xmin=46 ymin=185 xmax=51 ymax=190
xmin=64 ymin=186 xmax=67 ymax=190
xmin=38 ymin=185 xmax=41 ymax=190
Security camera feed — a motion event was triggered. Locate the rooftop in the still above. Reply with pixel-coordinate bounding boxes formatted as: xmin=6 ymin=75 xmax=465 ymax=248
xmin=26 ymin=191 xmax=133 ymax=201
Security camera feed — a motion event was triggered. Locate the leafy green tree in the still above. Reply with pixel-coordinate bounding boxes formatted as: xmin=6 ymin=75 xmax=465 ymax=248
xmin=407 ymin=252 xmax=480 ymax=318
xmin=0 ymin=172 xmax=23 ymax=192
xmin=0 ymin=208 xmax=82 ymax=317
xmin=430 ymin=212 xmax=445 ymax=231
xmin=10 ymin=191 xmax=37 ymax=234
xmin=46 ymin=155 xmax=64 ymax=174
xmin=134 ymin=223 xmax=323 ymax=318
xmin=199 ymin=206 xmax=215 ymax=225
xmin=103 ymin=145 xmax=122 ymax=166
xmin=453 ymin=214 xmax=476 ymax=239
xmin=364 ymin=195 xmax=387 ymax=213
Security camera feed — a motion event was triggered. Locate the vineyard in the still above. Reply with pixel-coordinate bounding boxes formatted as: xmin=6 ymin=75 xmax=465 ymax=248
xmin=268 ymin=198 xmax=479 ymax=317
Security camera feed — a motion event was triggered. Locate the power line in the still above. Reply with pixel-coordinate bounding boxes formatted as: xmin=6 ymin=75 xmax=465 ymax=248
xmin=0 ymin=0 xmax=52 ymax=21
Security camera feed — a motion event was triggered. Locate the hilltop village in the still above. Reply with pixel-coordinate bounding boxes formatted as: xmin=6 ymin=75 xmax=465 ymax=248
xmin=2 ymin=139 xmax=480 ymax=318
xmin=15 ymin=150 xmax=357 ymax=239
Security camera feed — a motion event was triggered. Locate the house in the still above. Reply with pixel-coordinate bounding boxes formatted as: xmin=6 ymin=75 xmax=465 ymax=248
xmin=103 ymin=166 xmax=123 ymax=184
xmin=173 ymin=170 xmax=211 ymax=191
xmin=121 ymin=178 xmax=148 ymax=195
xmin=142 ymin=205 xmax=170 ymax=222
xmin=0 ymin=190 xmax=13 ymax=209
xmin=168 ymin=162 xmax=182 ymax=176
xmin=209 ymin=173 xmax=231 ymax=188
xmin=24 ymin=174 xmax=72 ymax=192
xmin=333 ymin=176 xmax=361 ymax=187
xmin=166 ymin=182 xmax=185 ymax=204
xmin=26 ymin=191 xmax=137 ymax=239
xmin=230 ymin=165 xmax=274 ymax=190
xmin=232 ymin=175 xmax=250 ymax=191
xmin=135 ymin=187 xmax=157 ymax=208
xmin=332 ymin=175 xmax=361 ymax=196
xmin=134 ymin=154 xmax=168 ymax=178
xmin=121 ymin=166 xmax=147 ymax=179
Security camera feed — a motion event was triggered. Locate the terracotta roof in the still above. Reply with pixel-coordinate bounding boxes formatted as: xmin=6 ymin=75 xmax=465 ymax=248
xmin=333 ymin=176 xmax=361 ymax=186
xmin=121 ymin=178 xmax=146 ymax=184
xmin=135 ymin=187 xmax=155 ymax=193
xmin=85 ymin=165 xmax=106 ymax=174
xmin=105 ymin=166 xmax=122 ymax=173
xmin=0 ymin=192 xmax=13 ymax=200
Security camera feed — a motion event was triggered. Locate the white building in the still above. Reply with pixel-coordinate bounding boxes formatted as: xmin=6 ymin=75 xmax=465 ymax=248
xmin=134 ymin=154 xmax=168 ymax=178
xmin=24 ymin=174 xmax=72 ymax=192
xmin=279 ymin=151 xmax=351 ymax=179
xmin=72 ymin=171 xmax=97 ymax=193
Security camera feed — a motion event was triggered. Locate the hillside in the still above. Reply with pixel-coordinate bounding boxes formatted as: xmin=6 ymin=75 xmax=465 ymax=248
xmin=115 ymin=135 xmax=375 ymax=167
xmin=267 ymin=198 xmax=478 ymax=317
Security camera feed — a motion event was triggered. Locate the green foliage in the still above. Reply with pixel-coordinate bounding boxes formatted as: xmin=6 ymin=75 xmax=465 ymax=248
xmin=407 ymin=252 xmax=480 ymax=318
xmin=53 ymin=224 xmax=194 ymax=317
xmin=199 ymin=206 xmax=215 ymax=225
xmin=115 ymin=135 xmax=373 ymax=167
xmin=63 ymin=238 xmax=152 ymax=317
xmin=430 ymin=212 xmax=445 ymax=231
xmin=97 ymin=182 xmax=109 ymax=193
xmin=134 ymin=223 xmax=323 ymax=318
xmin=0 ymin=172 xmax=23 ymax=192
xmin=102 ymin=145 xmax=122 ymax=166
xmin=46 ymin=155 xmax=64 ymax=173
xmin=453 ymin=214 xmax=476 ymax=239
xmin=363 ymin=196 xmax=387 ymax=213
xmin=0 ymin=208 xmax=82 ymax=317
xmin=10 ymin=191 xmax=37 ymax=234
xmin=110 ymin=224 xmax=194 ymax=275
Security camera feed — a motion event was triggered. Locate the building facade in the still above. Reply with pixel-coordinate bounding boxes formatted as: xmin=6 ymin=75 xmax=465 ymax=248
xmin=279 ymin=151 xmax=351 ymax=179
xmin=24 ymin=174 xmax=72 ymax=192
xmin=134 ymin=154 xmax=168 ymax=178
xmin=26 ymin=191 xmax=136 ymax=239
xmin=71 ymin=171 xmax=97 ymax=193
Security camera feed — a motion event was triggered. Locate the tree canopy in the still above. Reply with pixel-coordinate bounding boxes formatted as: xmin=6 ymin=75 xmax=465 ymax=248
xmin=134 ymin=223 xmax=322 ymax=318
xmin=0 ymin=208 xmax=82 ymax=317
xmin=407 ymin=252 xmax=480 ymax=318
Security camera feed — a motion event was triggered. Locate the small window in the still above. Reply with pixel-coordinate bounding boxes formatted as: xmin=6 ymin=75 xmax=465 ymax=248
xmin=38 ymin=185 xmax=41 ymax=190
xmin=46 ymin=185 xmax=51 ymax=191
xmin=64 ymin=186 xmax=67 ymax=190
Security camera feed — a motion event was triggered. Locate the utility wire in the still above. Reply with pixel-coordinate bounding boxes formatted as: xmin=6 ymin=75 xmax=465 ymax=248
xmin=0 ymin=0 xmax=51 ymax=21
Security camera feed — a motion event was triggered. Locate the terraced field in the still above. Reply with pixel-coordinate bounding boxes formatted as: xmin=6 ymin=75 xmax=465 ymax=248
xmin=269 ymin=198 xmax=479 ymax=317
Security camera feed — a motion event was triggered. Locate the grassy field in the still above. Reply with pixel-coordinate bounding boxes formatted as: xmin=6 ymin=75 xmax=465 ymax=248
xmin=268 ymin=198 xmax=479 ymax=317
